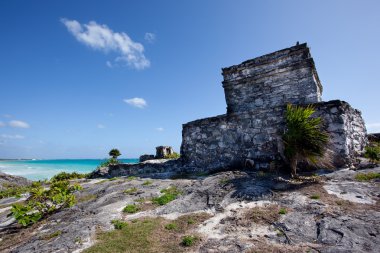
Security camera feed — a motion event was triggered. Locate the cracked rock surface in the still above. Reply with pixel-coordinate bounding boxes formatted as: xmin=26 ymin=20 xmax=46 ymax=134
xmin=0 ymin=167 xmax=379 ymax=252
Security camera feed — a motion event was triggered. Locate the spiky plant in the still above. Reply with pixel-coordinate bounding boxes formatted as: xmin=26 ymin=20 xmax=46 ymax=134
xmin=282 ymin=104 xmax=329 ymax=177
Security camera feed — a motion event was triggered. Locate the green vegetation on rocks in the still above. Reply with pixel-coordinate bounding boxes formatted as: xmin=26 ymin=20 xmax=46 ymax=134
xmin=181 ymin=235 xmax=198 ymax=247
xmin=355 ymin=172 xmax=380 ymax=181
xmin=364 ymin=143 xmax=380 ymax=163
xmin=152 ymin=186 xmax=181 ymax=206
xmin=124 ymin=187 xmax=138 ymax=194
xmin=123 ymin=204 xmax=140 ymax=214
xmin=50 ymin=172 xmax=88 ymax=182
xmin=164 ymin=152 xmax=180 ymax=159
xmin=111 ymin=219 xmax=128 ymax=230
xmin=10 ymin=180 xmax=82 ymax=226
xmin=283 ymin=104 xmax=329 ymax=177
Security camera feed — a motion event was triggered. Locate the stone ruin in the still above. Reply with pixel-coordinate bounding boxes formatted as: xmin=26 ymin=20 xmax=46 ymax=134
xmin=139 ymin=146 xmax=175 ymax=162
xmin=180 ymin=43 xmax=368 ymax=171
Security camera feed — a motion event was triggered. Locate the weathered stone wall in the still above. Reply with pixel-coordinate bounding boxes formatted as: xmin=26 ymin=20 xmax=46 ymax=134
xmin=181 ymin=108 xmax=284 ymax=171
xmin=181 ymin=100 xmax=367 ymax=171
xmin=222 ymin=43 xmax=322 ymax=114
xmin=313 ymin=100 xmax=368 ymax=167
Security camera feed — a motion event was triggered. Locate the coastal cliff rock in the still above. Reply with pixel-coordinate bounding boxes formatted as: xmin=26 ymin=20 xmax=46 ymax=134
xmin=0 ymin=167 xmax=379 ymax=252
xmin=0 ymin=172 xmax=31 ymax=190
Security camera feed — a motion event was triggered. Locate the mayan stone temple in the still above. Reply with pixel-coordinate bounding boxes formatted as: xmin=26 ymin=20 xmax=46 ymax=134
xmin=180 ymin=43 xmax=368 ymax=171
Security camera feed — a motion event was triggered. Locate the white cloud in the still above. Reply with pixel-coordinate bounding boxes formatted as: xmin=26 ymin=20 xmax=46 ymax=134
xmin=1 ymin=134 xmax=24 ymax=139
xmin=123 ymin=97 xmax=147 ymax=109
xmin=97 ymin=124 xmax=106 ymax=129
xmin=61 ymin=18 xmax=150 ymax=69
xmin=3 ymin=114 xmax=12 ymax=118
xmin=366 ymin=122 xmax=380 ymax=133
xmin=144 ymin=32 xmax=156 ymax=43
xmin=9 ymin=120 xmax=30 ymax=128
xmin=156 ymin=127 xmax=164 ymax=132
xmin=0 ymin=121 xmax=5 ymax=127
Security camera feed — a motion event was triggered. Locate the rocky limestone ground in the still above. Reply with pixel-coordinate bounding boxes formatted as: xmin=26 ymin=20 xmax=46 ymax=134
xmin=0 ymin=172 xmax=31 ymax=190
xmin=0 ymin=167 xmax=379 ymax=253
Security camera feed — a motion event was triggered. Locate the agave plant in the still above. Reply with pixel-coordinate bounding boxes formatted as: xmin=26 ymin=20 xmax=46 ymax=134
xmin=282 ymin=104 xmax=329 ymax=178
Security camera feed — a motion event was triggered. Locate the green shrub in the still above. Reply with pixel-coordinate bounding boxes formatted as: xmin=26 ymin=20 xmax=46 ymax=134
xmin=99 ymin=158 xmax=119 ymax=167
xmin=50 ymin=172 xmax=88 ymax=182
xmin=123 ymin=204 xmax=139 ymax=214
xmin=278 ymin=208 xmax=287 ymax=215
xmin=181 ymin=235 xmax=197 ymax=247
xmin=111 ymin=219 xmax=128 ymax=230
xmin=164 ymin=223 xmax=177 ymax=230
xmin=10 ymin=180 xmax=82 ymax=226
xmin=283 ymin=104 xmax=329 ymax=177
xmin=164 ymin=152 xmax=180 ymax=159
xmin=152 ymin=186 xmax=181 ymax=206
xmin=355 ymin=172 xmax=380 ymax=181
xmin=364 ymin=146 xmax=380 ymax=163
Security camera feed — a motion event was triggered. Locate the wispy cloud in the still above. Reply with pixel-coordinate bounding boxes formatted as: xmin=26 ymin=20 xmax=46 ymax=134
xmin=366 ymin=122 xmax=380 ymax=133
xmin=156 ymin=127 xmax=164 ymax=132
xmin=123 ymin=97 xmax=147 ymax=109
xmin=144 ymin=32 xmax=156 ymax=43
xmin=0 ymin=121 xmax=5 ymax=127
xmin=97 ymin=124 xmax=106 ymax=129
xmin=9 ymin=120 xmax=30 ymax=128
xmin=61 ymin=18 xmax=150 ymax=69
xmin=1 ymin=134 xmax=24 ymax=139
xmin=3 ymin=114 xmax=12 ymax=118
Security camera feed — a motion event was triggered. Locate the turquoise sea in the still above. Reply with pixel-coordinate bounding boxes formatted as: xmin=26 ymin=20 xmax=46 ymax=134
xmin=0 ymin=159 xmax=138 ymax=181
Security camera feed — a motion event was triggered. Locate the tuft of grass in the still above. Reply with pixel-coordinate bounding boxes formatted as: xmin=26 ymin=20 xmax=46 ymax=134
xmin=355 ymin=172 xmax=380 ymax=182
xmin=219 ymin=178 xmax=230 ymax=185
xmin=124 ymin=187 xmax=138 ymax=194
xmin=164 ymin=223 xmax=177 ymax=230
xmin=42 ymin=230 xmax=62 ymax=240
xmin=278 ymin=208 xmax=287 ymax=215
xmin=108 ymin=177 xmax=117 ymax=181
xmin=126 ymin=176 xmax=137 ymax=181
xmin=142 ymin=180 xmax=153 ymax=186
xmin=111 ymin=219 xmax=128 ymax=230
xmin=181 ymin=235 xmax=198 ymax=247
xmin=187 ymin=218 xmax=195 ymax=225
xmin=310 ymin=194 xmax=320 ymax=200
xmin=152 ymin=186 xmax=181 ymax=206
xmin=276 ymin=229 xmax=285 ymax=237
xmin=123 ymin=204 xmax=140 ymax=214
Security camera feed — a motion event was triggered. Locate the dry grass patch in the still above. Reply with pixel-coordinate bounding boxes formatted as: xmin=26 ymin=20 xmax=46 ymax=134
xmin=247 ymin=205 xmax=282 ymax=225
xmin=77 ymin=193 xmax=97 ymax=203
xmin=247 ymin=239 xmax=318 ymax=253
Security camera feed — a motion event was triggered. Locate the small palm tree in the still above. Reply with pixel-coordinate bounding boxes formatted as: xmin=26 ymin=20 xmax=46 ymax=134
xmin=282 ymin=104 xmax=329 ymax=178
xmin=109 ymin=149 xmax=121 ymax=159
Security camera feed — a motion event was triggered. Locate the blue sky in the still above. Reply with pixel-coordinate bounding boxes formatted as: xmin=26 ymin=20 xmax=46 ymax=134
xmin=0 ymin=0 xmax=379 ymax=159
